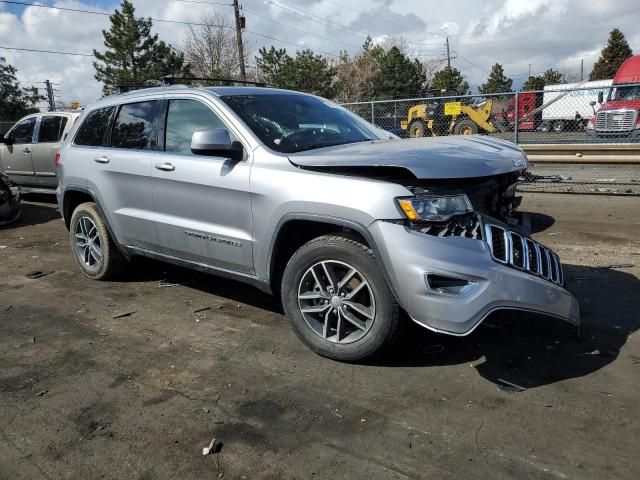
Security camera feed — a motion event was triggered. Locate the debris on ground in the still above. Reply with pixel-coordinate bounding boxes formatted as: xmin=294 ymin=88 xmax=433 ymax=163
xmin=423 ymin=345 xmax=445 ymax=354
xmin=0 ymin=245 xmax=7 ymax=250
xmin=607 ymin=263 xmax=634 ymax=269
xmin=25 ymin=270 xmax=55 ymax=279
xmin=583 ymin=349 xmax=601 ymax=356
xmin=496 ymin=378 xmax=526 ymax=393
xmin=35 ymin=390 xmax=48 ymax=397
xmin=4 ymin=305 xmax=12 ymax=312
xmin=112 ymin=310 xmax=137 ymax=319
xmin=202 ymin=437 xmax=223 ymax=455
xmin=629 ymin=354 xmax=640 ymax=365
xmin=193 ymin=306 xmax=211 ymax=313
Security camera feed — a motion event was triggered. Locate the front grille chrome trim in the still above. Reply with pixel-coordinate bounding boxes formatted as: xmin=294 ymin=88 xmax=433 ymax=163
xmin=485 ymin=221 xmax=564 ymax=286
xmin=595 ymin=109 xmax=637 ymax=132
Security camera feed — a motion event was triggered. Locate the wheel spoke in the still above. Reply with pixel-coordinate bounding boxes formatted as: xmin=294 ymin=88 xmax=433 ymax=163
xmin=301 ymin=304 xmax=331 ymax=314
xmin=337 ymin=268 xmax=357 ymax=290
xmin=322 ymin=308 xmax=332 ymax=338
xmin=340 ymin=308 xmax=367 ymax=331
xmin=335 ymin=309 xmax=343 ymax=342
xmin=310 ymin=265 xmax=327 ymax=293
xmin=91 ymin=245 xmax=103 ymax=263
xmin=321 ymin=261 xmax=338 ymax=291
xmin=345 ymin=280 xmax=367 ymax=300
xmin=343 ymin=300 xmax=374 ymax=320
xmin=298 ymin=291 xmax=326 ymax=301
xmin=83 ymin=245 xmax=91 ymax=265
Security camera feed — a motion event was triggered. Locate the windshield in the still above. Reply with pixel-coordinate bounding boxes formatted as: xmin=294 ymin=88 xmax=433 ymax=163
xmin=608 ymin=85 xmax=640 ymax=101
xmin=220 ymin=94 xmax=390 ymax=153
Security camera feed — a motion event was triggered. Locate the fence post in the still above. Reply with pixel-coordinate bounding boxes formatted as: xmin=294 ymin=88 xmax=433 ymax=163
xmin=513 ymin=91 xmax=519 ymax=144
xmin=370 ymin=101 xmax=375 ymax=125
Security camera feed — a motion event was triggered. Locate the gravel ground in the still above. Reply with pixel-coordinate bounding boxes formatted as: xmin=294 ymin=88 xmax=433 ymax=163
xmin=1 ymin=193 xmax=639 ymax=480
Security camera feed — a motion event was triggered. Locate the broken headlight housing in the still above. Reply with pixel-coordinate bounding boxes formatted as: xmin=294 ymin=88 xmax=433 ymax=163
xmin=397 ymin=194 xmax=473 ymax=222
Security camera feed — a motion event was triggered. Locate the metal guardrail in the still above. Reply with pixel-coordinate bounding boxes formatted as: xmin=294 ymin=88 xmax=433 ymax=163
xmin=522 ymin=144 xmax=640 ymax=163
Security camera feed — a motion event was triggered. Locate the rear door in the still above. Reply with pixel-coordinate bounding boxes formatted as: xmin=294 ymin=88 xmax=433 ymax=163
xmin=86 ymin=100 xmax=160 ymax=251
xmin=1 ymin=117 xmax=36 ymax=185
xmin=151 ymin=96 xmax=253 ymax=273
xmin=31 ymin=114 xmax=69 ymax=187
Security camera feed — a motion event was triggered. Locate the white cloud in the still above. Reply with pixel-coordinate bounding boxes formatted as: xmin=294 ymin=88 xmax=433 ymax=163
xmin=0 ymin=0 xmax=638 ymax=111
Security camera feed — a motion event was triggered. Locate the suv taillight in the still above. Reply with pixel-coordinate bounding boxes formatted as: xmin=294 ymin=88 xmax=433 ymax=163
xmin=54 ymin=152 xmax=61 ymax=168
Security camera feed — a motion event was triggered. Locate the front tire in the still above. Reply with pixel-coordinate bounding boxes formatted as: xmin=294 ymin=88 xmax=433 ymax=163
xmin=408 ymin=120 xmax=426 ymax=138
xmin=453 ymin=119 xmax=479 ymax=135
xmin=281 ymin=234 xmax=401 ymax=362
xmin=69 ymin=202 xmax=125 ymax=280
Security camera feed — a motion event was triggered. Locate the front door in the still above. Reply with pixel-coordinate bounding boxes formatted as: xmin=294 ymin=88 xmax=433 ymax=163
xmin=31 ymin=115 xmax=69 ymax=187
xmin=151 ymin=97 xmax=254 ymax=274
xmin=1 ymin=117 xmax=36 ymax=185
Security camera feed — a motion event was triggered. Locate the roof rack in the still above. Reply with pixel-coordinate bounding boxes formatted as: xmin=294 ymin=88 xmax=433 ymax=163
xmin=116 ymin=77 xmax=268 ymax=94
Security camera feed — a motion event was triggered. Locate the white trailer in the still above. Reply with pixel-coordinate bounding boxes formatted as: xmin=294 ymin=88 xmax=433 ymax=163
xmin=540 ymin=79 xmax=613 ymax=132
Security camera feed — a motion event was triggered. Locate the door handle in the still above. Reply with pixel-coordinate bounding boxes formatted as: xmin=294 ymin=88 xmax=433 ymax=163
xmin=94 ymin=156 xmax=110 ymax=164
xmin=23 ymin=147 xmax=31 ymax=154
xmin=155 ymin=162 xmax=175 ymax=172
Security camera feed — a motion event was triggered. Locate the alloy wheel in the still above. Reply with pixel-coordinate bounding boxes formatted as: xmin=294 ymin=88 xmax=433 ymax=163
xmin=74 ymin=216 xmax=103 ymax=268
xmin=297 ymin=260 xmax=376 ymax=344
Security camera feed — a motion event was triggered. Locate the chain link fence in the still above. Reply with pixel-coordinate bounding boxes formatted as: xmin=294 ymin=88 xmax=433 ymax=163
xmin=342 ymin=84 xmax=640 ymax=194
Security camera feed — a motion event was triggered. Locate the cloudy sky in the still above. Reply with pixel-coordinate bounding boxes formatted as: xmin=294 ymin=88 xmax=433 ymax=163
xmin=0 ymin=0 xmax=639 ymax=109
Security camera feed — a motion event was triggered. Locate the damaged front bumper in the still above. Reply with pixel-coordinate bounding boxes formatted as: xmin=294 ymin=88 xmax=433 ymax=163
xmin=369 ymin=218 xmax=580 ymax=336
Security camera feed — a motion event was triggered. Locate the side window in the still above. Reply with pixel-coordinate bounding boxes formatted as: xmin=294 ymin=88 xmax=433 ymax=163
xmin=111 ymin=101 xmax=158 ymax=150
xmin=75 ymin=107 xmax=115 ymax=146
xmin=9 ymin=117 xmax=37 ymax=144
xmin=165 ymin=99 xmax=225 ymax=154
xmin=38 ymin=116 xmax=68 ymax=143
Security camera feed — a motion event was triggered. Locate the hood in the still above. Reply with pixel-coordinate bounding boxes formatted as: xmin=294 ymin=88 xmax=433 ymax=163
xmin=597 ymin=99 xmax=640 ymax=112
xmin=288 ymin=136 xmax=527 ymax=179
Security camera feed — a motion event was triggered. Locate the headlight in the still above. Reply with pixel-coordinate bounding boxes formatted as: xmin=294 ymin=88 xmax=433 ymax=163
xmin=586 ymin=119 xmax=595 ymax=130
xmin=397 ymin=194 xmax=473 ymax=222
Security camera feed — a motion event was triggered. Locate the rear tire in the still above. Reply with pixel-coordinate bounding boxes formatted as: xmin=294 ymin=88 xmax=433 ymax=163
xmin=453 ymin=119 xmax=479 ymax=135
xmin=281 ymin=234 xmax=401 ymax=362
xmin=408 ymin=120 xmax=426 ymax=138
xmin=553 ymin=120 xmax=565 ymax=132
xmin=69 ymin=202 xmax=125 ymax=280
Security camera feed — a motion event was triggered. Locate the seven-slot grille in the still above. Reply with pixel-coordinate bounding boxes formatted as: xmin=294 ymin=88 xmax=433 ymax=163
xmin=484 ymin=224 xmax=564 ymax=286
xmin=595 ymin=109 xmax=637 ymax=132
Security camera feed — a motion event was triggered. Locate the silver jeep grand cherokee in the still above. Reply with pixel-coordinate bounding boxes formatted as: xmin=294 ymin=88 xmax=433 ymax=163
xmin=56 ymin=86 xmax=579 ymax=361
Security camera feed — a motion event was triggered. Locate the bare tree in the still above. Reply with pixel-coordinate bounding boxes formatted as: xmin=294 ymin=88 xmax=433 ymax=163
xmin=183 ymin=12 xmax=252 ymax=81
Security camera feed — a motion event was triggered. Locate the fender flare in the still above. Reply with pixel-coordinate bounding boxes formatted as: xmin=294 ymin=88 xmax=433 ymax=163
xmin=265 ymin=213 xmax=400 ymax=303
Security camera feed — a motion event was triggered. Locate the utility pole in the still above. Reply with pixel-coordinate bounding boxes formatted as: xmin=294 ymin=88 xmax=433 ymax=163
xmin=233 ymin=0 xmax=247 ymax=81
xmin=528 ymin=64 xmax=531 ymax=78
xmin=580 ymin=58 xmax=584 ymax=81
xmin=446 ymin=37 xmax=451 ymax=68
xmin=45 ymin=79 xmax=55 ymax=111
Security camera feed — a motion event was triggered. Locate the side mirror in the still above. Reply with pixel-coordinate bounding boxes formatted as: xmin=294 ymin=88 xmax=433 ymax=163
xmin=191 ymin=128 xmax=242 ymax=160
xmin=597 ymin=91 xmax=604 ymax=104
xmin=589 ymin=100 xmax=596 ymax=107
xmin=0 ymin=134 xmax=13 ymax=146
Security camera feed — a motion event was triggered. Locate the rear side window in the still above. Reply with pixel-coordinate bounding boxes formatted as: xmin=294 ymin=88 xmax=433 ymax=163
xmin=165 ymin=99 xmax=226 ymax=154
xmin=111 ymin=101 xmax=158 ymax=150
xmin=75 ymin=106 xmax=115 ymax=146
xmin=38 ymin=116 xmax=68 ymax=143
xmin=10 ymin=117 xmax=36 ymax=144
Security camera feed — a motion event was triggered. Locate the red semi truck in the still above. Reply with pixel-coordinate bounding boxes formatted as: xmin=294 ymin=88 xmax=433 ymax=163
xmin=586 ymin=55 xmax=640 ymax=141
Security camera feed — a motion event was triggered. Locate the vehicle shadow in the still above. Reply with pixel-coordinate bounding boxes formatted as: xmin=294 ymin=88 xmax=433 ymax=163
xmin=121 ymin=256 xmax=638 ymax=390
xmin=379 ymin=263 xmax=640 ymax=389
xmin=0 ymin=195 xmax=61 ymax=229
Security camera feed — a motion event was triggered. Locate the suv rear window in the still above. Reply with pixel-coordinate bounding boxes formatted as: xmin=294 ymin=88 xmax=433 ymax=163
xmin=75 ymin=106 xmax=115 ymax=146
xmin=111 ymin=101 xmax=158 ymax=150
xmin=38 ymin=116 xmax=68 ymax=143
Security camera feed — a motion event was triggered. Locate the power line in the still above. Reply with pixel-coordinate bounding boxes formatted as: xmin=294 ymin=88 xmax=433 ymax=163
xmin=0 ymin=0 xmax=339 ymax=58
xmin=0 ymin=45 xmax=94 ymax=57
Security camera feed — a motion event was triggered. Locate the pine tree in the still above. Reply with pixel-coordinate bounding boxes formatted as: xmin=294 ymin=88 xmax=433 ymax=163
xmin=522 ymin=69 xmax=564 ymax=91
xmin=430 ymin=66 xmax=469 ymax=96
xmin=256 ymin=47 xmax=337 ymax=98
xmin=372 ymin=46 xmax=425 ymax=100
xmin=589 ymin=29 xmax=633 ymax=81
xmin=478 ymin=63 xmax=512 ymax=94
xmin=93 ymin=0 xmax=190 ymax=95
xmin=0 ymin=57 xmax=44 ymax=120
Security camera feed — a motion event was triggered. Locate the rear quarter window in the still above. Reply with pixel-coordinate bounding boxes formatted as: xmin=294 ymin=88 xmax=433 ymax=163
xmin=74 ymin=106 xmax=116 ymax=146
xmin=38 ymin=116 xmax=68 ymax=143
